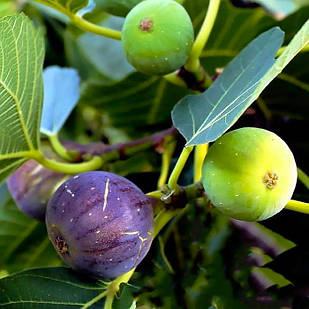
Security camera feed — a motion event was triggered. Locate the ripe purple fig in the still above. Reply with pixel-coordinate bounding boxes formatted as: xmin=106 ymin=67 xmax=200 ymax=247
xmin=46 ymin=171 xmax=154 ymax=278
xmin=7 ymin=160 xmax=67 ymax=221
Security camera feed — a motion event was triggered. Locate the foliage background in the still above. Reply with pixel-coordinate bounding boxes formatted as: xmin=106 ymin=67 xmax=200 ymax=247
xmin=0 ymin=0 xmax=308 ymax=308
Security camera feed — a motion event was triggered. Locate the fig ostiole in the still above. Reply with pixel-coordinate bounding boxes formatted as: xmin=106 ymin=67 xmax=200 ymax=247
xmin=46 ymin=171 xmax=154 ymax=279
xmin=122 ymin=0 xmax=194 ymax=75
xmin=202 ymin=127 xmax=297 ymax=221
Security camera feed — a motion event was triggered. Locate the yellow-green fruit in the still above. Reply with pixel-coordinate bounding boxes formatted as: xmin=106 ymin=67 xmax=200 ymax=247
xmin=202 ymin=128 xmax=297 ymax=221
xmin=122 ymin=0 xmax=194 ymax=75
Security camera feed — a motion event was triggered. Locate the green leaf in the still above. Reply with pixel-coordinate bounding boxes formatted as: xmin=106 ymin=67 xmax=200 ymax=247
xmin=79 ymin=72 xmax=189 ymax=135
xmin=0 ymin=267 xmax=106 ymax=308
xmin=0 ymin=1 xmax=16 ymax=17
xmin=0 ymin=188 xmax=61 ymax=274
xmin=33 ymin=0 xmax=89 ymax=14
xmin=172 ymin=20 xmax=309 ymax=146
xmin=172 ymin=27 xmax=283 ymax=145
xmin=0 ymin=14 xmax=45 ymax=181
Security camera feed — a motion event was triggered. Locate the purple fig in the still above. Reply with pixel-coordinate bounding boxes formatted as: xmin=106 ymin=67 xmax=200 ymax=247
xmin=46 ymin=171 xmax=154 ymax=278
xmin=7 ymin=160 xmax=68 ymax=221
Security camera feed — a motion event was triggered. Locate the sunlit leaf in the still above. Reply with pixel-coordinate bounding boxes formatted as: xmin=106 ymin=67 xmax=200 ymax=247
xmin=0 ymin=14 xmax=45 ymax=182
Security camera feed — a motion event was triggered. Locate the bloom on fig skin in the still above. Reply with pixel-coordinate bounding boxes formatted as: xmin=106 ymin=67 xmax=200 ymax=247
xmin=46 ymin=171 xmax=154 ymax=279
xmin=122 ymin=0 xmax=194 ymax=75
xmin=202 ymin=127 xmax=298 ymax=221
xmin=7 ymin=160 xmax=67 ymax=221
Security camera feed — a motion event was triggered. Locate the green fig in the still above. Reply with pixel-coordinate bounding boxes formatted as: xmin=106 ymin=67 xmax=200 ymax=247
xmin=202 ymin=128 xmax=297 ymax=221
xmin=122 ymin=0 xmax=194 ymax=75
xmin=100 ymin=0 xmax=185 ymax=17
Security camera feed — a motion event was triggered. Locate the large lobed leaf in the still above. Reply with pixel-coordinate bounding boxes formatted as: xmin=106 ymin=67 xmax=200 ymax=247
xmin=172 ymin=20 xmax=309 ymax=146
xmin=0 ymin=14 xmax=45 ymax=182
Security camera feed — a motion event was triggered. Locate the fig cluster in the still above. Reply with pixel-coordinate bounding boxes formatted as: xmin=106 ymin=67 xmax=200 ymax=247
xmin=8 ymin=163 xmax=154 ymax=278
xmin=122 ymin=0 xmax=194 ymax=75
xmin=202 ymin=128 xmax=297 ymax=221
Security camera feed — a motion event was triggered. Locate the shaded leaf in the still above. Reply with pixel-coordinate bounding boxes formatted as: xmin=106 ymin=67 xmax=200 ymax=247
xmin=79 ymin=72 xmax=189 ymax=134
xmin=33 ymin=0 xmax=88 ymax=14
xmin=0 ymin=14 xmax=45 ymax=181
xmin=0 ymin=187 xmax=61 ymax=273
xmin=0 ymin=267 xmax=106 ymax=308
xmin=40 ymin=66 xmax=81 ymax=135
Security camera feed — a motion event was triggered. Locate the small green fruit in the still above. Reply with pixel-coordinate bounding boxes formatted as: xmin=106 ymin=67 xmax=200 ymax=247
xmin=202 ymin=128 xmax=297 ymax=221
xmin=101 ymin=0 xmax=185 ymax=17
xmin=122 ymin=0 xmax=194 ymax=75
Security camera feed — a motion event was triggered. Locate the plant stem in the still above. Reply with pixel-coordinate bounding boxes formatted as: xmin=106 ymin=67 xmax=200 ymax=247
xmin=70 ymin=15 xmax=121 ymax=40
xmin=34 ymin=0 xmax=121 ymax=40
xmin=193 ymin=144 xmax=208 ymax=182
xmin=48 ymin=134 xmax=73 ymax=161
xmin=168 ymin=146 xmax=194 ymax=192
xmin=285 ymin=200 xmax=309 ymax=214
xmin=103 ymin=268 xmax=135 ymax=309
xmin=153 ymin=209 xmax=180 ymax=238
xmin=157 ymin=138 xmax=176 ymax=188
xmin=297 ymin=168 xmax=309 ymax=189
xmin=186 ymin=0 xmax=221 ymax=72
xmin=32 ymin=152 xmax=103 ymax=174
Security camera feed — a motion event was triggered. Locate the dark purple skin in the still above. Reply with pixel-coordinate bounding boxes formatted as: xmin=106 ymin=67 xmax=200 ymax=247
xmin=7 ymin=160 xmax=68 ymax=221
xmin=46 ymin=171 xmax=154 ymax=279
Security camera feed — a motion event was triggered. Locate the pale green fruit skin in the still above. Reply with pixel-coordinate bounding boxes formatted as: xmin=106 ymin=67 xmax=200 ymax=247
xmin=202 ymin=128 xmax=297 ymax=221
xmin=101 ymin=0 xmax=185 ymax=17
xmin=122 ymin=0 xmax=194 ymax=75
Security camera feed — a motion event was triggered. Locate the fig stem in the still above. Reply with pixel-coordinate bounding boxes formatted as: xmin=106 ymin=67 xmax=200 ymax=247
xmin=48 ymin=134 xmax=74 ymax=162
xmin=168 ymin=146 xmax=194 ymax=193
xmin=103 ymin=268 xmax=135 ymax=309
xmin=193 ymin=144 xmax=209 ymax=182
xmin=285 ymin=200 xmax=309 ymax=214
xmin=34 ymin=0 xmax=121 ymax=40
xmin=297 ymin=168 xmax=309 ymax=189
xmin=157 ymin=137 xmax=177 ymax=188
xmin=186 ymin=0 xmax=221 ymax=72
xmin=32 ymin=152 xmax=103 ymax=174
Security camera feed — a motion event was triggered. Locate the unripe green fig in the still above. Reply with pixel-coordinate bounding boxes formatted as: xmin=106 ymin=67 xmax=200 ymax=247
xmin=100 ymin=0 xmax=185 ymax=17
xmin=202 ymin=128 xmax=297 ymax=221
xmin=122 ymin=0 xmax=194 ymax=75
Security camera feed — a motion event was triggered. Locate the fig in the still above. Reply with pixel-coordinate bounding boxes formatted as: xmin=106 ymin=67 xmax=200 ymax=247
xmin=7 ymin=160 xmax=67 ymax=221
xmin=46 ymin=171 xmax=154 ymax=278
xmin=202 ymin=128 xmax=297 ymax=221
xmin=122 ymin=0 xmax=194 ymax=75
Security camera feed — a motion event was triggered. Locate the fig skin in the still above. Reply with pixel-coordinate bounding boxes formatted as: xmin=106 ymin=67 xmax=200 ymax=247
xmin=202 ymin=128 xmax=297 ymax=221
xmin=46 ymin=171 xmax=154 ymax=279
xmin=7 ymin=160 xmax=67 ymax=221
xmin=122 ymin=0 xmax=194 ymax=75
